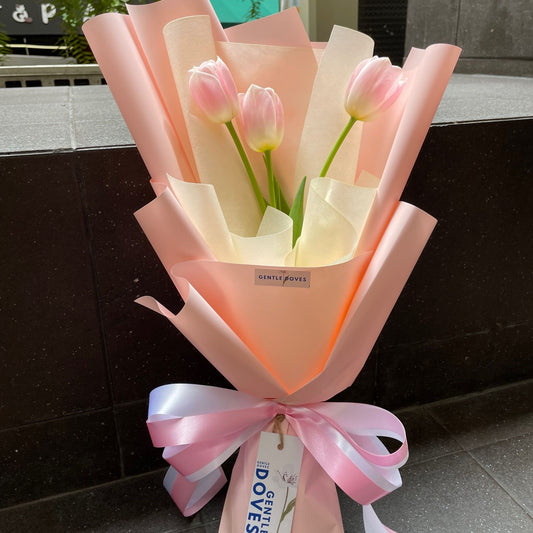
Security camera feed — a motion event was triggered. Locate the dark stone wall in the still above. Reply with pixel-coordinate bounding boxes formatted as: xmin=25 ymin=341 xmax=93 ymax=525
xmin=405 ymin=0 xmax=533 ymax=76
xmin=1 ymin=118 xmax=532 ymax=508
xmin=374 ymin=120 xmax=533 ymax=406
xmin=0 ymin=148 xmax=231 ymax=508
xmin=359 ymin=0 xmax=409 ymax=66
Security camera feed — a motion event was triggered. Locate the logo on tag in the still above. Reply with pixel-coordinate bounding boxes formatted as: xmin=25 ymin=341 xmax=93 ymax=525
xmin=244 ymin=432 xmax=304 ymax=533
xmin=255 ymin=269 xmax=311 ymax=288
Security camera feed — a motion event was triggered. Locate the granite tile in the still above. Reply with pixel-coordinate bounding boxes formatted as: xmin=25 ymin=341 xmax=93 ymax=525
xmin=198 ymin=484 xmax=228 ymax=530
xmin=470 ymin=434 xmax=533 ymax=516
xmin=339 ymin=452 xmax=533 ymax=532
xmin=73 ymin=119 xmax=133 ymax=149
xmin=395 ymin=407 xmax=461 ymax=465
xmin=71 ymin=98 xmax=123 ymax=122
xmin=404 ymin=0 xmax=459 ymax=52
xmin=70 ymin=87 xmax=132 ymax=148
xmin=337 ymin=496 xmax=365 ymax=533
xmin=0 ymin=102 xmax=69 ymax=125
xmin=0 ymin=86 xmax=70 ymax=105
xmin=70 ymin=85 xmax=115 ymax=102
xmin=434 ymin=75 xmax=533 ymax=124
xmin=75 ymin=147 xmax=231 ymax=403
xmin=384 ymin=119 xmax=533 ymax=347
xmin=376 ymin=324 xmax=533 ymax=409
xmin=358 ymin=0 xmax=408 ymax=65
xmin=0 ymin=87 xmax=71 ymax=151
xmin=74 ymin=147 xmax=158 ymax=304
xmin=0 ymin=409 xmax=120 ymax=509
xmin=102 ymin=291 xmax=231 ymax=404
xmin=428 ymin=380 xmax=533 ymax=450
xmin=0 ymin=152 xmax=110 ymax=428
xmin=196 ymin=453 xmax=237 ymax=528
xmin=115 ymin=400 xmax=166 ymax=477
xmin=457 ymin=0 xmax=533 ymax=58
xmin=0 ymin=470 xmax=198 ymax=533
xmin=0 ymin=122 xmax=72 ymax=153
xmin=455 ymin=58 xmax=533 ymax=78
xmin=330 ymin=349 xmax=376 ymax=405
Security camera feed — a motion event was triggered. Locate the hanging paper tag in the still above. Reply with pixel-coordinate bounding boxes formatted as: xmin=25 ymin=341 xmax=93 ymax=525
xmin=244 ymin=431 xmax=304 ymax=533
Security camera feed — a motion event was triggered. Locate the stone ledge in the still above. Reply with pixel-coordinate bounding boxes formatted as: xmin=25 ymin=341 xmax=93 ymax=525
xmin=1 ymin=74 xmax=532 ymax=155
xmin=0 ymin=64 xmax=105 ymax=88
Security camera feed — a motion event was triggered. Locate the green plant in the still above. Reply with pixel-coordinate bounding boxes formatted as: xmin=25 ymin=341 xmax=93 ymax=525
xmin=243 ymin=0 xmax=263 ymax=21
xmin=55 ymin=0 xmax=127 ymax=63
xmin=54 ymin=0 xmax=265 ymax=64
xmin=0 ymin=24 xmax=11 ymax=64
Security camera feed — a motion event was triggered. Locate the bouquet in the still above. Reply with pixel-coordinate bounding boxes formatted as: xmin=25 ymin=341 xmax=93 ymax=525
xmin=83 ymin=1 xmax=460 ymax=531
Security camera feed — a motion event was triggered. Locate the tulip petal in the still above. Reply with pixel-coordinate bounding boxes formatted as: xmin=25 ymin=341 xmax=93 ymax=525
xmin=188 ymin=57 xmax=239 ymax=123
xmin=239 ymin=84 xmax=284 ymax=152
xmin=344 ymin=56 xmax=404 ymax=122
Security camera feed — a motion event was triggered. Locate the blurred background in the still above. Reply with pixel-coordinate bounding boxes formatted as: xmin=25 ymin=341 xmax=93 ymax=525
xmin=1 ymin=0 xmax=407 ymax=69
xmin=2 ymin=0 xmax=531 ymax=83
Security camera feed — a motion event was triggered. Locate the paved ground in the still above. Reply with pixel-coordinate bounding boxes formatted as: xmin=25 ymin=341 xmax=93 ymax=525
xmin=0 ymin=379 xmax=531 ymax=532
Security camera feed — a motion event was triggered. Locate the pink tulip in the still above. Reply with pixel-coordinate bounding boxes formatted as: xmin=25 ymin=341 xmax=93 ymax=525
xmin=344 ymin=56 xmax=404 ymax=121
xmin=238 ymin=84 xmax=284 ymax=152
xmin=188 ymin=57 xmax=239 ymax=124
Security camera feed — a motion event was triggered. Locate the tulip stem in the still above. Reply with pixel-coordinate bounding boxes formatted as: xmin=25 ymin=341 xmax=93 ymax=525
xmin=319 ymin=116 xmax=356 ymax=177
xmin=264 ymin=150 xmax=277 ymax=209
xmin=225 ymin=121 xmax=267 ymax=214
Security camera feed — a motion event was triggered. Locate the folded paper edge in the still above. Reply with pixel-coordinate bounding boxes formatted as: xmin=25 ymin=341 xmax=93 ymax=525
xmin=284 ymin=201 xmax=437 ymax=404
xmin=136 ymin=201 xmax=436 ymax=403
xmin=135 ymin=291 xmax=290 ymax=399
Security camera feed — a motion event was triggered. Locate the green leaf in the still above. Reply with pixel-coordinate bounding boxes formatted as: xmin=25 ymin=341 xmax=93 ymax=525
xmin=275 ymin=177 xmax=291 ymax=215
xmin=270 ymin=176 xmax=290 ymax=215
xmin=280 ymin=498 xmax=297 ymax=522
xmin=243 ymin=0 xmax=263 ymax=21
xmin=264 ymin=151 xmax=278 ymax=210
xmin=226 ymin=121 xmax=267 ymax=214
xmin=54 ymin=0 xmax=128 ymax=63
xmin=0 ymin=33 xmax=10 ymax=64
xmin=289 ymin=176 xmax=307 ymax=246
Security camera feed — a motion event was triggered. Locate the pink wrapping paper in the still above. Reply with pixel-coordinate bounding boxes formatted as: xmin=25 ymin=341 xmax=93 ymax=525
xmin=83 ymin=2 xmax=461 ymax=531
xmin=136 ymin=200 xmax=436 ymax=403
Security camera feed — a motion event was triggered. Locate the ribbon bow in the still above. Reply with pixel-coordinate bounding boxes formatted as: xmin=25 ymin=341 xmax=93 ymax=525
xmin=147 ymin=383 xmax=408 ymax=532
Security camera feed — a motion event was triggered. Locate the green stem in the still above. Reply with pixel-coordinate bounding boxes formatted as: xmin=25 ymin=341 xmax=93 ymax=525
xmin=264 ymin=150 xmax=276 ymax=209
xmin=225 ymin=121 xmax=267 ymax=213
xmin=319 ymin=116 xmax=357 ymax=177
xmin=276 ymin=487 xmax=289 ymax=533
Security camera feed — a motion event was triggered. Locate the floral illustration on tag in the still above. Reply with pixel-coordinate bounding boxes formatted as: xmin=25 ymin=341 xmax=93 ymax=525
xmin=274 ymin=467 xmax=299 ymax=533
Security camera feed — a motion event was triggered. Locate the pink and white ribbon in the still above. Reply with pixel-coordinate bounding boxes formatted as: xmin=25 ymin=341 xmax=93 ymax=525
xmin=147 ymin=383 xmax=408 ymax=532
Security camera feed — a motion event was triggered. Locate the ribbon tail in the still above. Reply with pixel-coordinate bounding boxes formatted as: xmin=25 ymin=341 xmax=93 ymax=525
xmin=163 ymin=466 xmax=227 ymax=517
xmin=363 ymin=504 xmax=396 ymax=533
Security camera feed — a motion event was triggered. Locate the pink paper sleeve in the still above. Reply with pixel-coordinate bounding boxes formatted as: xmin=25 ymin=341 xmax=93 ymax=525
xmin=82 ymin=13 xmax=193 ymax=183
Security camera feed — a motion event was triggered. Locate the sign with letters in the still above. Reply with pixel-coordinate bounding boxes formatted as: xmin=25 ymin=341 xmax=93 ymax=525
xmin=0 ymin=0 xmax=280 ymax=36
xmin=0 ymin=0 xmax=63 ymax=35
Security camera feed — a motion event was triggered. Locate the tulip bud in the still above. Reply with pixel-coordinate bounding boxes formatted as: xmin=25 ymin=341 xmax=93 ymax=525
xmin=238 ymin=84 xmax=284 ymax=152
xmin=188 ymin=57 xmax=239 ymax=124
xmin=344 ymin=56 xmax=404 ymax=122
